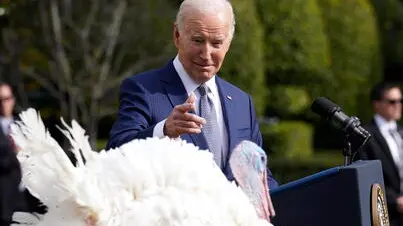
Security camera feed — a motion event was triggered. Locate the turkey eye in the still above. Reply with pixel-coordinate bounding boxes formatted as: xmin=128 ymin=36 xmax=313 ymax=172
xmin=260 ymin=155 xmax=265 ymax=163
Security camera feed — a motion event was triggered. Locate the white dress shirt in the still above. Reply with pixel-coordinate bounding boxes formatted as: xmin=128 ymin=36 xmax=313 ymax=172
xmin=374 ymin=114 xmax=403 ymax=167
xmin=0 ymin=116 xmax=13 ymax=135
xmin=153 ymin=55 xmax=229 ymax=154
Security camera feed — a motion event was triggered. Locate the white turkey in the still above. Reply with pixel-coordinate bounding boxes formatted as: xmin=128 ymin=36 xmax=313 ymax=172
xmin=9 ymin=108 xmax=275 ymax=226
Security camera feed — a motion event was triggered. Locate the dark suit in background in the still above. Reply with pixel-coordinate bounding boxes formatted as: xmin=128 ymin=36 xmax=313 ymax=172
xmin=0 ymin=112 xmax=77 ymax=225
xmin=354 ymin=82 xmax=403 ymax=226
xmin=0 ymin=128 xmax=21 ymax=225
xmin=0 ymin=113 xmax=47 ymax=226
xmin=356 ymin=119 xmax=403 ymax=226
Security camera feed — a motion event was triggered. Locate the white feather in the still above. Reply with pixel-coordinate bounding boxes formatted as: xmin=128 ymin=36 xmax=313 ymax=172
xmin=11 ymin=108 xmax=273 ymax=226
xmin=57 ymin=118 xmax=97 ymax=166
xmin=11 ymin=212 xmax=43 ymax=226
xmin=10 ymin=109 xmax=79 ymax=208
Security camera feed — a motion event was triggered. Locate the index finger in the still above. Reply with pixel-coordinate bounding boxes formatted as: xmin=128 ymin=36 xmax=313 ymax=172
xmin=183 ymin=112 xmax=206 ymax=125
xmin=175 ymin=103 xmax=195 ymax=113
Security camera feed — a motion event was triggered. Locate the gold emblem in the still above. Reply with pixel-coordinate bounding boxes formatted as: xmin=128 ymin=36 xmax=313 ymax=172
xmin=371 ymin=183 xmax=390 ymax=226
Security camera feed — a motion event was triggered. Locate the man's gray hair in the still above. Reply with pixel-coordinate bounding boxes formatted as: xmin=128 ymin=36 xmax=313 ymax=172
xmin=175 ymin=0 xmax=236 ymax=39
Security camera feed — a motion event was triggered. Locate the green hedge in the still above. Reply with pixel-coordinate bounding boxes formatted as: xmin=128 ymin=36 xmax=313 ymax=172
xmin=220 ymin=0 xmax=267 ymax=116
xmin=261 ymin=121 xmax=313 ymax=159
xmin=270 ymin=151 xmax=343 ymax=184
xmin=96 ymin=139 xmax=108 ymax=151
xmin=370 ymin=0 xmax=403 ymax=67
xmin=266 ymin=85 xmax=311 ymax=116
xmin=317 ymin=0 xmax=382 ymax=117
xmin=256 ymin=0 xmax=331 ymax=91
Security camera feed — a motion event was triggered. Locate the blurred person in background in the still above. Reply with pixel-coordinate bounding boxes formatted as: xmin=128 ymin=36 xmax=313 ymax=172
xmin=0 ymin=83 xmax=15 ymax=138
xmin=355 ymin=82 xmax=403 ymax=226
xmin=0 ymin=82 xmax=46 ymax=225
xmin=0 ymin=129 xmax=20 ymax=226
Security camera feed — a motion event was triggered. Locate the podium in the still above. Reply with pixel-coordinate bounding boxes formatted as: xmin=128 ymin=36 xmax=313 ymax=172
xmin=270 ymin=160 xmax=389 ymax=226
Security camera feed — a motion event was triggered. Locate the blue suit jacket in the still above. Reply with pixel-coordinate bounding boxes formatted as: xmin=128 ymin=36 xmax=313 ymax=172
xmin=106 ymin=61 xmax=278 ymax=188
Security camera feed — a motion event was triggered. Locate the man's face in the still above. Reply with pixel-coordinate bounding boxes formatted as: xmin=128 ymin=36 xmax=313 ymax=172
xmin=0 ymin=85 xmax=15 ymax=118
xmin=374 ymin=87 xmax=402 ymax=121
xmin=174 ymin=11 xmax=232 ymax=84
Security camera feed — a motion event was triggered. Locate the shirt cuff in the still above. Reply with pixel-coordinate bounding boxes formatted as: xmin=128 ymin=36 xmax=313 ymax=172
xmin=153 ymin=119 xmax=167 ymax=138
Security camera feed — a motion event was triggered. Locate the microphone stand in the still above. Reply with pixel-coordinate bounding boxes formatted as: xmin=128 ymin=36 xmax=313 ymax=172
xmin=343 ymin=138 xmax=352 ymax=166
xmin=341 ymin=116 xmax=370 ymax=166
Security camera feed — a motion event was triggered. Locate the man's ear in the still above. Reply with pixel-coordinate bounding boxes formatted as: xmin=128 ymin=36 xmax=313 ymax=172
xmin=173 ymin=23 xmax=180 ymax=48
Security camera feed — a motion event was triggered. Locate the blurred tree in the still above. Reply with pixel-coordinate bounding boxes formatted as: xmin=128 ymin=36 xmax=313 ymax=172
xmin=257 ymin=0 xmax=331 ymax=89
xmin=266 ymin=85 xmax=311 ymax=117
xmin=1 ymin=0 xmax=176 ymax=147
xmin=255 ymin=0 xmax=330 ymax=158
xmin=219 ymin=0 xmax=267 ymax=116
xmin=261 ymin=121 xmax=313 ymax=159
xmin=256 ymin=0 xmax=382 ymax=153
xmin=0 ymin=1 xmax=9 ymax=27
xmin=256 ymin=0 xmax=332 ymax=118
xmin=370 ymin=0 xmax=403 ymax=81
xmin=317 ymin=0 xmax=382 ymax=119
xmin=0 ymin=0 xmax=31 ymax=108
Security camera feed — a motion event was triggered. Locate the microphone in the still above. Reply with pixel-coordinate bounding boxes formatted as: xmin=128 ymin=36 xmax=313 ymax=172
xmin=311 ymin=97 xmax=371 ymax=147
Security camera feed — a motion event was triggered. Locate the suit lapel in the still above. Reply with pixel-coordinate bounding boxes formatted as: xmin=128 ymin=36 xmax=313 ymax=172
xmin=216 ymin=77 xmax=235 ymax=154
xmin=370 ymin=119 xmax=400 ymax=178
xmin=160 ymin=61 xmax=208 ymax=150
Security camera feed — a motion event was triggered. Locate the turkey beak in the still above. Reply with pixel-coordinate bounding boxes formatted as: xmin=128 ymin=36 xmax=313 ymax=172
xmin=260 ymin=170 xmax=275 ymax=222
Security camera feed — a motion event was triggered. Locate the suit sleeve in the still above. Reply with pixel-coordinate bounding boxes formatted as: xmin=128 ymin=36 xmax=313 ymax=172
xmin=106 ymin=78 xmax=155 ymax=149
xmin=248 ymin=96 xmax=279 ymax=188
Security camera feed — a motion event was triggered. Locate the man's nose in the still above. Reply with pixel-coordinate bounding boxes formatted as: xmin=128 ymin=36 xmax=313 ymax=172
xmin=200 ymin=43 xmax=212 ymax=61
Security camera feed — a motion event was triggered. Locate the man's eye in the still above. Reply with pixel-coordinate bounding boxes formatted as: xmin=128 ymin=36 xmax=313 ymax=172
xmin=193 ymin=39 xmax=203 ymax=43
xmin=213 ymin=41 xmax=223 ymax=46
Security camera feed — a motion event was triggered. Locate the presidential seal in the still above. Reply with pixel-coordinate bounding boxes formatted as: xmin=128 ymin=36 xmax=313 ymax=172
xmin=371 ymin=183 xmax=390 ymax=226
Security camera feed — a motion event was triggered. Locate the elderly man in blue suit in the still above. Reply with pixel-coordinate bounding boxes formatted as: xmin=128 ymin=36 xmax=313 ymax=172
xmin=106 ymin=0 xmax=278 ymax=188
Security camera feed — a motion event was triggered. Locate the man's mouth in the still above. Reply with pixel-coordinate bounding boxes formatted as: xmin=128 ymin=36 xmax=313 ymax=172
xmin=194 ymin=62 xmax=212 ymax=69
